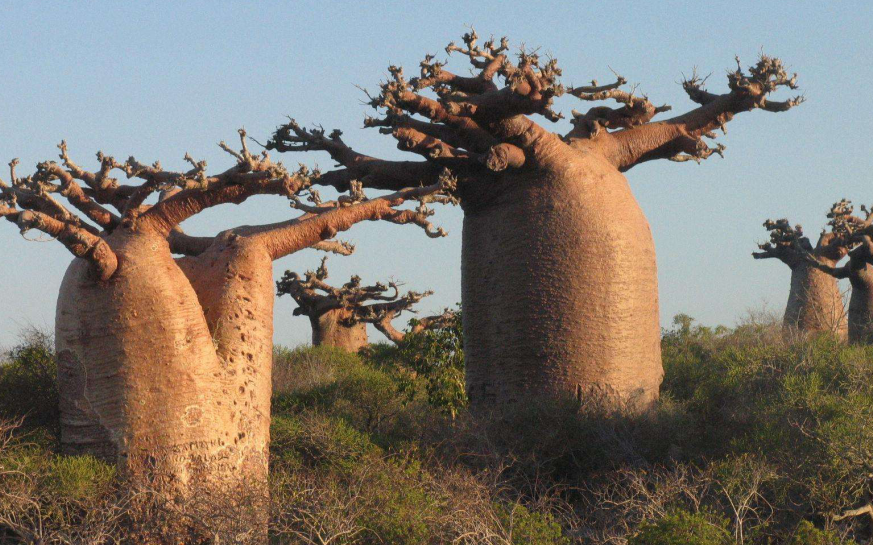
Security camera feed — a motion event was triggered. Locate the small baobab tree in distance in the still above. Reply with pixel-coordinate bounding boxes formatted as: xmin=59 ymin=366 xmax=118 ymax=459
xmin=0 ymin=130 xmax=454 ymax=537
xmin=804 ymin=200 xmax=873 ymax=343
xmin=277 ymin=256 xmax=456 ymax=351
xmin=266 ymin=30 xmax=803 ymax=413
xmin=753 ymin=218 xmax=848 ymax=338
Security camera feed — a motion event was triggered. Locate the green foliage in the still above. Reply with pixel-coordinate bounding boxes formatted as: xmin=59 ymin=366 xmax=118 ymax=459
xmin=788 ymin=520 xmax=856 ymax=545
xmin=496 ymin=503 xmax=569 ymax=545
xmin=365 ymin=306 xmax=466 ymax=418
xmin=272 ymin=344 xmax=362 ymax=396
xmin=662 ymin=316 xmax=873 ymax=513
xmin=0 ymin=329 xmax=59 ymax=433
xmin=629 ymin=510 xmax=731 ymax=545
xmin=1 ymin=443 xmax=115 ymax=503
xmin=354 ymin=459 xmax=439 ymax=545
xmin=270 ymin=413 xmax=380 ymax=471
xmin=273 ymin=345 xmax=413 ymax=437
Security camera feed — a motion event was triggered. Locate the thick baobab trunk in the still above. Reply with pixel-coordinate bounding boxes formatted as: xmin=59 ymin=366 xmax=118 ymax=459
xmin=56 ymin=228 xmax=244 ymax=489
xmin=462 ymin=156 xmax=663 ymax=412
xmin=176 ymin=233 xmax=275 ymax=492
xmin=785 ymin=261 xmax=847 ymax=338
xmin=311 ymin=308 xmax=369 ymax=352
xmin=848 ymin=263 xmax=873 ymax=344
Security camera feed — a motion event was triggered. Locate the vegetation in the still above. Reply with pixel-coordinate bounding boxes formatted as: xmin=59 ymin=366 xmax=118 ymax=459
xmin=2 ymin=314 xmax=872 ymax=543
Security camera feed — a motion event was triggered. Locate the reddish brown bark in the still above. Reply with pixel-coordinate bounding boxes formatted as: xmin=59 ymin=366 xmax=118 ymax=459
xmin=753 ymin=219 xmax=848 ymax=338
xmin=268 ymin=31 xmax=801 ymax=413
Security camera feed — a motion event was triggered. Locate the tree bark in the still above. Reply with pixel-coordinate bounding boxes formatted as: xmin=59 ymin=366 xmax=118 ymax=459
xmin=175 ymin=233 xmax=274 ymax=490
xmin=462 ymin=153 xmax=663 ymax=413
xmin=784 ymin=261 xmax=847 ymax=339
xmin=310 ymin=308 xmax=369 ymax=352
xmin=56 ymin=227 xmax=268 ymax=541
xmin=848 ymin=263 xmax=873 ymax=344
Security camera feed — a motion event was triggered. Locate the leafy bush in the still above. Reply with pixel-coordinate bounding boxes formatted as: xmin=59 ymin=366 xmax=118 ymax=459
xmin=628 ymin=510 xmax=731 ymax=545
xmin=397 ymin=308 xmax=466 ymax=417
xmin=363 ymin=306 xmax=467 ymax=418
xmin=496 ymin=503 xmax=569 ymax=545
xmin=271 ymin=413 xmax=380 ymax=471
xmin=273 ymin=345 xmax=416 ymax=439
xmin=0 ymin=329 xmax=58 ymax=433
xmin=273 ymin=344 xmax=361 ymax=396
xmin=788 ymin=520 xmax=856 ymax=545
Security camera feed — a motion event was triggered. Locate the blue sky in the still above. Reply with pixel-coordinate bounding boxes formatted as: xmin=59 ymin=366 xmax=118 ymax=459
xmin=2 ymin=1 xmax=871 ymax=347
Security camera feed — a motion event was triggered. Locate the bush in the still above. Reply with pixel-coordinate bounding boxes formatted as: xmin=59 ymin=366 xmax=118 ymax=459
xmin=628 ymin=510 xmax=731 ymax=545
xmin=45 ymin=455 xmax=117 ymax=502
xmin=364 ymin=306 xmax=466 ymax=418
xmin=496 ymin=503 xmax=569 ymax=545
xmin=270 ymin=413 xmax=380 ymax=471
xmin=273 ymin=345 xmax=417 ymax=439
xmin=788 ymin=520 xmax=856 ymax=545
xmin=0 ymin=329 xmax=59 ymax=433
xmin=272 ymin=344 xmax=361 ymax=396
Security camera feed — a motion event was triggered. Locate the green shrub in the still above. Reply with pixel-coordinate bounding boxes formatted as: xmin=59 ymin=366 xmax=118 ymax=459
xmin=356 ymin=460 xmax=439 ymax=544
xmin=273 ymin=345 xmax=420 ymax=444
xmin=0 ymin=329 xmax=59 ymax=433
xmin=270 ymin=413 xmax=380 ymax=472
xmin=496 ymin=503 xmax=569 ymax=545
xmin=272 ymin=344 xmax=361 ymax=396
xmin=788 ymin=520 xmax=856 ymax=545
xmin=364 ymin=306 xmax=467 ymax=418
xmin=629 ymin=510 xmax=731 ymax=545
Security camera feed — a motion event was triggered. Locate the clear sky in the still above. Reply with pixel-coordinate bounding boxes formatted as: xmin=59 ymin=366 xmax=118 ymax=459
xmin=1 ymin=1 xmax=871 ymax=348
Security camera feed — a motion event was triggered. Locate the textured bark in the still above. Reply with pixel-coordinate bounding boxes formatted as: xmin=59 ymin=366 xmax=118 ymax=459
xmin=176 ymin=234 xmax=275 ymax=490
xmin=462 ymin=154 xmax=662 ymax=411
xmin=311 ymin=308 xmax=369 ymax=351
xmin=846 ymin=263 xmax=873 ymax=344
xmin=55 ymin=228 xmax=247 ymax=489
xmin=784 ymin=261 xmax=847 ymax=338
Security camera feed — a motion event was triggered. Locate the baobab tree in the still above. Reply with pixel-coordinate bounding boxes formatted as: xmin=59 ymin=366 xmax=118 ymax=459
xmin=752 ymin=218 xmax=848 ymax=338
xmin=804 ymin=200 xmax=873 ymax=343
xmin=266 ymin=30 xmax=803 ymax=412
xmin=0 ymin=131 xmax=453 ymax=535
xmin=277 ymin=257 xmax=456 ymax=350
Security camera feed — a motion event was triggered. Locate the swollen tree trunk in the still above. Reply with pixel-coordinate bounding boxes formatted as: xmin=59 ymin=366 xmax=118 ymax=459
xmin=56 ymin=229 xmax=250 ymax=492
xmin=784 ymin=261 xmax=847 ymax=338
xmin=753 ymin=223 xmax=849 ymax=340
xmin=847 ymin=263 xmax=873 ymax=344
xmin=311 ymin=308 xmax=369 ymax=351
xmin=462 ymin=157 xmax=662 ymax=411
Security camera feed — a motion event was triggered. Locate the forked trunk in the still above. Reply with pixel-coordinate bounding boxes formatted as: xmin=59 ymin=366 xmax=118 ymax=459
xmin=56 ymin=228 xmax=268 ymax=540
xmin=785 ymin=261 xmax=847 ymax=339
xmin=848 ymin=263 xmax=873 ymax=344
xmin=310 ymin=308 xmax=369 ymax=352
xmin=462 ymin=155 xmax=663 ymax=413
